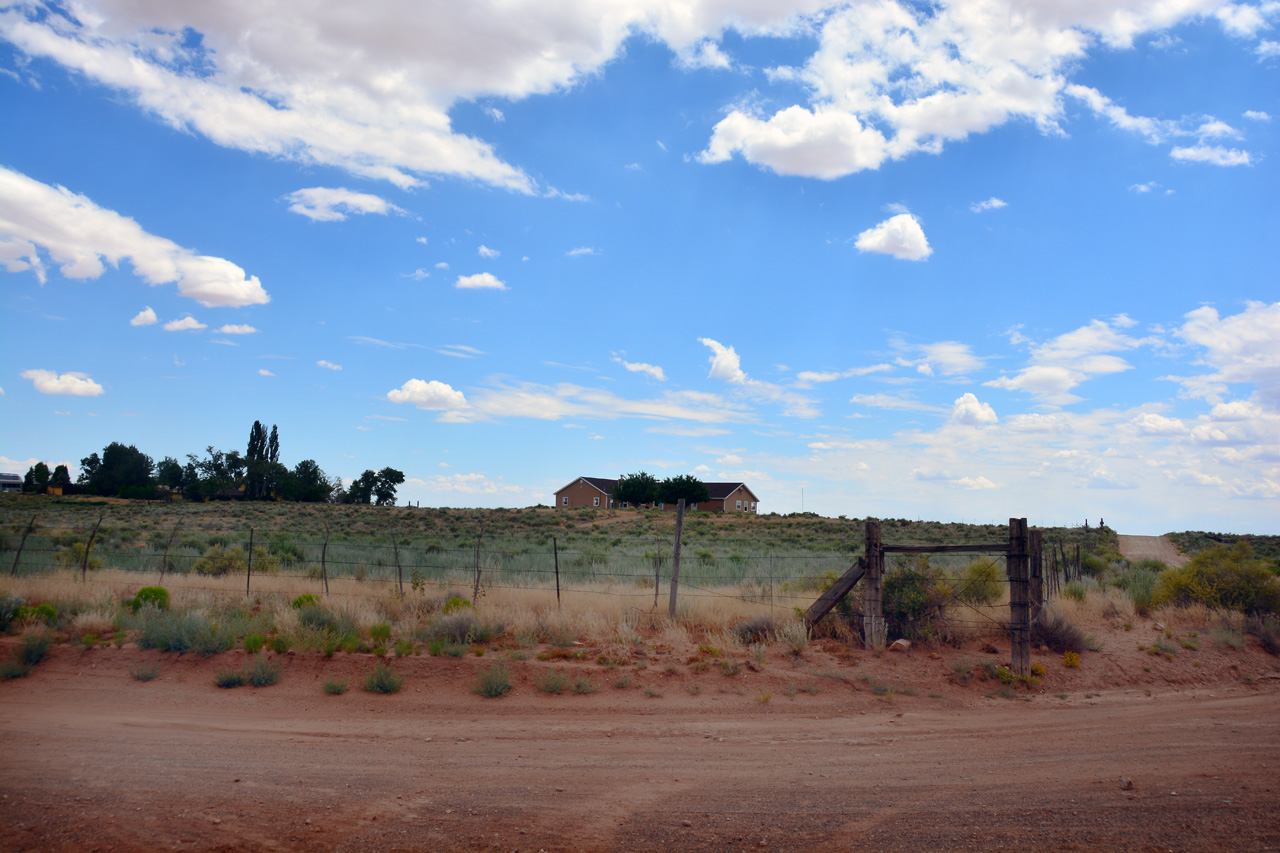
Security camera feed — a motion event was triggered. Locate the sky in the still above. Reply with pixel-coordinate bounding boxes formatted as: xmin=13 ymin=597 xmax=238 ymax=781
xmin=1 ymin=0 xmax=1277 ymax=535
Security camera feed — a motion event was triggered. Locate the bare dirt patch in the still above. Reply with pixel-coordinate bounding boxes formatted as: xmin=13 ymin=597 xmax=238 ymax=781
xmin=1119 ymin=534 xmax=1190 ymax=568
xmin=3 ymin=623 xmax=1278 ymax=852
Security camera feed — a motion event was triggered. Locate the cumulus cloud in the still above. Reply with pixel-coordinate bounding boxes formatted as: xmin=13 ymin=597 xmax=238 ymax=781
xmin=854 ymin=214 xmax=932 ymax=261
xmin=700 ymin=338 xmax=747 ymax=384
xmin=478 ymin=245 xmax=500 ymax=258
xmin=216 ymin=324 xmax=258 ymax=335
xmin=387 ymin=379 xmax=469 ymax=410
xmin=1175 ymin=302 xmax=1280 ymax=408
xmin=970 ymin=197 xmax=1007 ymax=213
xmin=164 ymin=316 xmax=206 ymax=332
xmin=1169 ymin=145 xmax=1252 ymax=166
xmin=950 ymin=393 xmax=998 ymax=426
xmin=129 ymin=306 xmax=156 ymax=326
xmin=455 ymin=272 xmax=506 ymax=290
xmin=21 ymin=369 xmax=104 ymax=396
xmin=984 ymin=318 xmax=1149 ymax=404
xmin=317 ymin=360 xmax=342 ymax=371
xmin=284 ymin=187 xmax=404 ymax=221
xmin=0 ymin=167 xmax=268 ymax=307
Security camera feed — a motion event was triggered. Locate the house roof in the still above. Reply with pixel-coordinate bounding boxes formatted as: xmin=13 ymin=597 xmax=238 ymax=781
xmin=555 ymin=476 xmax=617 ymax=496
xmin=705 ymin=482 xmax=752 ymax=500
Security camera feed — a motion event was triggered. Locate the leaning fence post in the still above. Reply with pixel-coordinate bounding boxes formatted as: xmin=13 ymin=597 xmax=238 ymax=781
xmin=553 ymin=536 xmax=560 ymax=607
xmin=472 ymin=528 xmax=483 ymax=603
xmin=159 ymin=523 xmax=180 ymax=581
xmin=11 ymin=514 xmax=36 ymax=577
xmin=81 ymin=515 xmax=102 ymax=583
xmin=667 ymin=499 xmax=685 ymax=619
xmin=1008 ymin=518 xmax=1030 ymax=676
xmin=862 ymin=519 xmax=885 ymax=649
xmin=246 ymin=527 xmax=254 ymax=595
xmin=1029 ymin=529 xmax=1044 ymax=627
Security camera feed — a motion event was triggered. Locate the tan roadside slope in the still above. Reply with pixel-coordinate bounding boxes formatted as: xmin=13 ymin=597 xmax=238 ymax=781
xmin=1118 ymin=534 xmax=1190 ymax=567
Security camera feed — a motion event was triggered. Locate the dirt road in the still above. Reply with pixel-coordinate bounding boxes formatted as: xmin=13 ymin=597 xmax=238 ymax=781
xmin=1119 ymin=534 xmax=1190 ymax=567
xmin=3 ymin=644 xmax=1278 ymax=852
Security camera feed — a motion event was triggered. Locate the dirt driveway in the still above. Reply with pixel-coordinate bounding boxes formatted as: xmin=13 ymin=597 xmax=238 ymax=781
xmin=1118 ymin=535 xmax=1190 ymax=568
xmin=3 ymin=645 xmax=1278 ymax=852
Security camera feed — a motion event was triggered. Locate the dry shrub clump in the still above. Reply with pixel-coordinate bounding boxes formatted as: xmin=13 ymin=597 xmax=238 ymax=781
xmin=1034 ymin=602 xmax=1086 ymax=654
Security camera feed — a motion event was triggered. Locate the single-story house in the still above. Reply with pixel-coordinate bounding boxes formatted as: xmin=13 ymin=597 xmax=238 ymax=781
xmin=553 ymin=477 xmax=760 ymax=514
xmin=0 ymin=473 xmax=23 ymax=493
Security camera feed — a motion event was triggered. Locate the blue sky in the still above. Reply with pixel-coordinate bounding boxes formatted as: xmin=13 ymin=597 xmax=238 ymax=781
xmin=1 ymin=0 xmax=1277 ymax=533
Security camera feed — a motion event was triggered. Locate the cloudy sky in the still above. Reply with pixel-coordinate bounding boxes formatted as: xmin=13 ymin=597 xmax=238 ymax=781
xmin=1 ymin=0 xmax=1277 ymax=533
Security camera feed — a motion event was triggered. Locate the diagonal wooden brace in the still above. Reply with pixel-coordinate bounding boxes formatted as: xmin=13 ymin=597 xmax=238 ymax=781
xmin=803 ymin=557 xmax=866 ymax=629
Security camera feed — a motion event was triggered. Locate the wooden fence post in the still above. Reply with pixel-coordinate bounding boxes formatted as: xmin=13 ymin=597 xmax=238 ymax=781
xmin=553 ymin=536 xmax=560 ymax=607
xmin=81 ymin=515 xmax=102 ymax=583
xmin=1029 ymin=529 xmax=1044 ymax=628
xmin=472 ymin=528 xmax=484 ymax=603
xmin=246 ymin=527 xmax=254 ymax=595
xmin=10 ymin=514 xmax=36 ymax=577
xmin=159 ymin=523 xmax=180 ymax=581
xmin=668 ymin=499 xmax=685 ymax=619
xmin=862 ymin=520 xmax=885 ymax=649
xmin=1008 ymin=518 xmax=1030 ymax=676
xmin=392 ymin=529 xmax=403 ymax=595
xmin=321 ymin=522 xmax=330 ymax=598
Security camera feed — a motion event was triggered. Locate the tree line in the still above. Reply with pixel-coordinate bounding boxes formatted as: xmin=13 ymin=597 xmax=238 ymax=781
xmin=613 ymin=472 xmax=709 ymax=506
xmin=19 ymin=421 xmax=405 ymax=505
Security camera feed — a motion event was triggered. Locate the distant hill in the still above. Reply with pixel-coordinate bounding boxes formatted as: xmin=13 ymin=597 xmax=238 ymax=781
xmin=1167 ymin=531 xmax=1280 ymax=565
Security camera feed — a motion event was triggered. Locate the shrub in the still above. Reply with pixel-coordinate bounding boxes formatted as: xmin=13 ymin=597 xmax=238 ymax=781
xmin=16 ymin=603 xmax=58 ymax=626
xmin=1034 ymin=607 xmax=1086 ymax=654
xmin=571 ymin=675 xmax=597 ymax=695
xmin=0 ymin=593 xmax=22 ymax=632
xmin=297 ymin=604 xmax=336 ymax=633
xmin=214 ymin=668 xmax=246 ymax=688
xmin=734 ymin=616 xmax=775 ymax=644
xmin=363 ymin=662 xmax=403 ymax=694
xmin=1115 ymin=568 xmax=1157 ymax=616
xmin=473 ymin=663 xmax=513 ymax=698
xmin=1245 ymin=614 xmax=1279 ymax=655
xmin=268 ymin=635 xmax=292 ymax=654
xmin=775 ymin=620 xmax=809 ymax=656
xmin=1153 ymin=543 xmax=1280 ymax=613
xmin=193 ymin=545 xmax=248 ymax=576
xmin=129 ymin=663 xmax=161 ymax=682
xmin=394 ymin=639 xmax=415 ymax=657
xmin=246 ymin=654 xmax=282 ymax=687
xmin=323 ymin=676 xmax=348 ymax=695
xmin=537 ymin=669 xmax=570 ymax=694
xmin=129 ymin=586 xmax=170 ymax=612
xmin=135 ymin=610 xmax=233 ymax=656
xmin=441 ymin=594 xmax=472 ymax=614
xmin=244 ymin=634 xmax=266 ymax=653
xmin=957 ymin=559 xmax=1003 ymax=605
xmin=882 ymin=556 xmax=947 ymax=641
xmin=1080 ymin=553 xmax=1109 ymax=578
xmin=15 ymin=631 xmax=53 ymax=667
xmin=370 ymin=622 xmax=392 ymax=643
xmin=1063 ymin=651 xmax=1080 ymax=668
xmin=291 ymin=594 xmax=320 ymax=609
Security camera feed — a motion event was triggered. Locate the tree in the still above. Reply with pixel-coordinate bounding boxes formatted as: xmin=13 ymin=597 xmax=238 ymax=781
xmin=186 ymin=446 xmax=245 ymax=499
xmin=155 ymin=456 xmax=185 ymax=491
xmin=345 ymin=470 xmax=378 ymax=505
xmin=373 ymin=467 xmax=405 ymax=506
xmin=77 ymin=453 xmax=101 ymax=488
xmin=280 ymin=459 xmax=332 ymax=503
xmin=245 ymin=420 xmax=271 ymax=499
xmin=50 ymin=464 xmax=71 ymax=489
xmin=613 ymin=471 xmax=659 ymax=507
xmin=267 ymin=425 xmax=280 ymax=464
xmin=659 ymin=474 xmax=709 ymax=505
xmin=80 ymin=443 xmax=153 ymax=496
xmin=23 ymin=462 xmax=50 ymax=493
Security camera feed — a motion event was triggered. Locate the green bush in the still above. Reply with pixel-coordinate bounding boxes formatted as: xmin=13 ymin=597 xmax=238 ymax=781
xmin=1080 ymin=553 xmax=1109 ymax=578
xmin=441 ymin=594 xmax=473 ymax=614
xmin=536 ymin=669 xmax=570 ymax=694
xmin=323 ymin=676 xmax=348 ymax=695
xmin=291 ymin=594 xmax=320 ymax=609
xmin=0 ymin=593 xmax=22 ymax=632
xmin=244 ymin=634 xmax=266 ymax=653
xmin=957 ymin=560 xmax=1003 ymax=605
xmin=268 ymin=635 xmax=291 ymax=654
xmin=363 ymin=661 xmax=403 ymax=694
xmin=370 ymin=622 xmax=392 ymax=643
xmin=297 ymin=604 xmax=337 ymax=633
xmin=193 ymin=545 xmax=248 ymax=576
xmin=246 ymin=654 xmax=282 ymax=687
xmin=129 ymin=586 xmax=170 ymax=612
xmin=135 ymin=610 xmax=233 ymax=656
xmin=1115 ymin=568 xmax=1158 ymax=615
xmin=16 ymin=603 xmax=58 ymax=626
xmin=214 ymin=668 xmax=245 ymax=688
xmin=473 ymin=663 xmax=513 ymax=698
xmin=882 ymin=556 xmax=947 ymax=641
xmin=129 ymin=663 xmax=161 ymax=682
xmin=394 ymin=639 xmax=415 ymax=657
xmin=1153 ymin=543 xmax=1280 ymax=613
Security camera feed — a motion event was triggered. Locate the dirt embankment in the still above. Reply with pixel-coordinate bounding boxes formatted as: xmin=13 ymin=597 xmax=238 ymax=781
xmin=1119 ymin=534 xmax=1190 ymax=568
xmin=3 ymin=627 xmax=1279 ymax=853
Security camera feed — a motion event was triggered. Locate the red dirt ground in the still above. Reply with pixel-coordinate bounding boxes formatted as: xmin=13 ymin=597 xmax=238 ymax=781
xmin=2 ymin=625 xmax=1278 ymax=852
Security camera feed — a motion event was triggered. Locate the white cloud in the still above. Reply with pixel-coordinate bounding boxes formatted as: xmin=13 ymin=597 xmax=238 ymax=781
xmin=258 ymin=369 xmax=275 ymax=377
xmin=216 ymin=324 xmax=258 ymax=335
xmin=1258 ymin=40 xmax=1280 ymax=58
xmin=624 ymin=162 xmax=643 ymax=171
xmin=435 ymin=261 xmax=450 ymax=270
xmin=855 ymin=214 xmax=932 ymax=261
xmin=1215 ymin=3 xmax=1268 ymax=36
xmin=21 ymin=369 xmax=104 ymax=397
xmin=700 ymin=338 xmax=747 ymax=384
xmin=416 ymin=236 xmax=429 ymax=245
xmin=483 ymin=106 xmax=505 ymax=123
xmin=405 ymin=268 xmax=430 ymax=280
xmin=164 ymin=316 xmax=206 ymax=332
xmin=970 ymin=197 xmax=1007 ymax=213
xmin=984 ymin=318 xmax=1147 ymax=404
xmin=130 ymin=306 xmax=157 ymax=326
xmin=1169 ymin=145 xmax=1252 ymax=166
xmin=950 ymin=393 xmax=998 ymax=426
xmin=1243 ymin=110 xmax=1272 ymax=121
xmin=677 ymin=39 xmax=733 ymax=70
xmin=566 ymin=247 xmax=598 ymax=257
xmin=317 ymin=360 xmax=342 ymax=371
xmin=913 ymin=341 xmax=985 ymax=377
xmin=478 ymin=245 xmax=500 ymax=258
xmin=1129 ymin=181 xmax=1158 ymax=192
xmin=613 ymin=356 xmax=667 ymax=381
xmin=387 ymin=379 xmax=468 ymax=410
xmin=850 ymin=393 xmax=943 ymax=412
xmin=284 ymin=187 xmax=403 ymax=222
xmin=455 ymin=272 xmax=506 ymax=290
xmin=0 ymin=166 xmax=268 ymax=307
xmin=1175 ymin=302 xmax=1280 ymax=408
xmin=411 ymin=472 xmax=523 ymax=496
xmin=795 ymin=363 xmax=894 ymax=384
xmin=437 ymin=344 xmax=484 ymax=359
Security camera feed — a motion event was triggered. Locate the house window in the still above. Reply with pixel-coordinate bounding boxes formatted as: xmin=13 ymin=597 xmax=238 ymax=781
xmin=751 ymin=502 xmax=756 ymax=511
xmin=690 ymin=503 xmax=697 ymax=511
xmin=562 ymin=496 xmax=568 ymax=506
xmin=593 ymin=496 xmax=599 ymax=507
xmin=736 ymin=500 xmax=742 ymax=510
